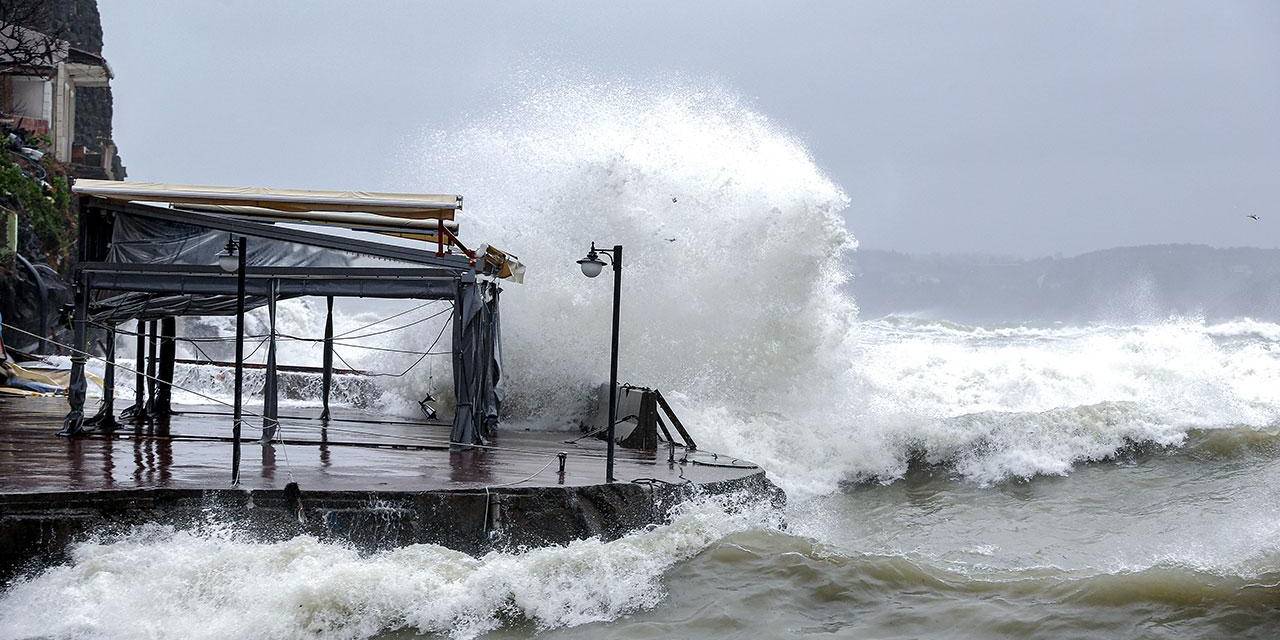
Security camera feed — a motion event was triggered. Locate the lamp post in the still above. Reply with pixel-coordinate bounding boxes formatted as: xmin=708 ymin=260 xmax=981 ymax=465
xmin=577 ymin=242 xmax=622 ymax=482
xmin=218 ymin=236 xmax=247 ymax=485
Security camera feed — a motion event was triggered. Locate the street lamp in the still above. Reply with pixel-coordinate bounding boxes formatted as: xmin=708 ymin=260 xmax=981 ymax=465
xmin=577 ymin=242 xmax=622 ymax=482
xmin=218 ymin=236 xmax=248 ymax=484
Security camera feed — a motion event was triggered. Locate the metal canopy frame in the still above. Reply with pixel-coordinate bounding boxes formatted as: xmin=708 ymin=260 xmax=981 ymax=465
xmin=97 ymin=199 xmax=475 ymax=269
xmin=82 ymin=263 xmax=468 ymax=300
xmin=62 ymin=193 xmax=504 ymax=454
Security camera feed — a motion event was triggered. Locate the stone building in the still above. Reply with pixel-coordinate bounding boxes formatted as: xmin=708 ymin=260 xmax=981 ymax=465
xmin=0 ymin=0 xmax=124 ymax=179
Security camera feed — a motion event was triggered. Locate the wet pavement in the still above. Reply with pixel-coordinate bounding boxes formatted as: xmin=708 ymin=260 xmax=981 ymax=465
xmin=0 ymin=396 xmax=757 ymax=494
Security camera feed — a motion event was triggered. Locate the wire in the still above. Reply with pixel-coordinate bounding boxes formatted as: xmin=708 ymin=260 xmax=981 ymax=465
xmin=334 ymin=301 xmax=442 ymax=338
xmin=330 ymin=345 xmax=430 ymax=378
xmin=282 ymin=336 xmax=452 ymax=356
xmin=329 ymin=315 xmax=453 ymax=379
xmin=242 ymin=337 xmax=269 ymax=362
xmin=333 ymin=306 xmax=451 ymax=341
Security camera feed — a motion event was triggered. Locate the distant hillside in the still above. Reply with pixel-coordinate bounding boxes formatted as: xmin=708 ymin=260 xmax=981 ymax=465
xmin=848 ymin=244 xmax=1280 ymax=324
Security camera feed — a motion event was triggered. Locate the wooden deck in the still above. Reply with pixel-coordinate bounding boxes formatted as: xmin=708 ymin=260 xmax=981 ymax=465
xmin=0 ymin=396 xmax=760 ymax=495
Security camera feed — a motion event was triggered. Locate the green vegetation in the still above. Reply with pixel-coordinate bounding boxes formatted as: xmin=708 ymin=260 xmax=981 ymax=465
xmin=0 ymin=159 xmax=72 ymax=262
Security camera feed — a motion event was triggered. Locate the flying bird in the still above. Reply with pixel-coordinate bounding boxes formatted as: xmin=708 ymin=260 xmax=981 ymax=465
xmin=671 ymin=197 xmax=678 ymax=203
xmin=665 ymin=237 xmax=677 ymax=243
xmin=1247 ymin=214 xmax=1260 ymax=221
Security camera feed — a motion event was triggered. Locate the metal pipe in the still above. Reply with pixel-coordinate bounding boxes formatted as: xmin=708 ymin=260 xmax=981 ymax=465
xmin=13 ymin=253 xmax=47 ymax=353
xmin=231 ymin=236 xmax=247 ymax=485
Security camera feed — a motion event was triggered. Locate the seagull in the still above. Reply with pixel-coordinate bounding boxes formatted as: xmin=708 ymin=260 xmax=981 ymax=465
xmin=1247 ymin=214 xmax=1260 ymax=221
xmin=671 ymin=197 xmax=678 ymax=203
xmin=665 ymin=237 xmax=677 ymax=243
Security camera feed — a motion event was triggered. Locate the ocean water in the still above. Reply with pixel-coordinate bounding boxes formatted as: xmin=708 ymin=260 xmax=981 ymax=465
xmin=3 ymin=81 xmax=1278 ymax=638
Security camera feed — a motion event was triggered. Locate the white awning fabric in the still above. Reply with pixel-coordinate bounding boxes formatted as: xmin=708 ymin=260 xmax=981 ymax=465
xmin=76 ymin=179 xmax=526 ymax=282
xmin=73 ymin=180 xmax=461 ymax=219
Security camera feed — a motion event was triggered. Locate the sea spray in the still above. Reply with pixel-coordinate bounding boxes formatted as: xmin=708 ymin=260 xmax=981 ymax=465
xmin=0 ymin=492 xmax=783 ymax=640
xmin=398 ymin=79 xmax=856 ymax=424
xmin=100 ymin=79 xmax=1280 ymax=495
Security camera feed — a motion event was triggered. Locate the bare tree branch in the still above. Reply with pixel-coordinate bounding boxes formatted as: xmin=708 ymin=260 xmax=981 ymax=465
xmin=0 ymin=0 xmax=69 ymax=77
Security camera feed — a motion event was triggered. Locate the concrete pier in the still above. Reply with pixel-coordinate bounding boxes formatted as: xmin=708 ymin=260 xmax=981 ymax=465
xmin=0 ymin=397 xmax=778 ymax=580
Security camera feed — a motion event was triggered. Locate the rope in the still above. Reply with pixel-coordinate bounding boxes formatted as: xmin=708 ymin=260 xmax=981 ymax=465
xmin=333 ymin=347 xmax=429 ymax=380
xmin=489 ymin=456 xmax=558 ymax=488
xmin=241 ymin=337 xmax=270 ymax=362
xmin=332 ymin=305 xmax=451 ymax=340
xmin=335 ymin=301 xmax=439 ymax=338
xmin=273 ymin=420 xmax=295 ymax=483
xmin=329 ymin=315 xmax=453 ymax=379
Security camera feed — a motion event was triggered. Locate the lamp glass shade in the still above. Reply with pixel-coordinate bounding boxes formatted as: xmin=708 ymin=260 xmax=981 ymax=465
xmin=577 ymin=257 xmax=604 ymax=278
xmin=217 ymin=251 xmax=239 ymax=273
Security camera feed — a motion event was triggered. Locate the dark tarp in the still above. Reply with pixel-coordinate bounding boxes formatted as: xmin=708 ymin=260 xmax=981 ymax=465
xmin=483 ymin=288 xmax=503 ymax=432
xmin=108 ymin=211 xmax=352 ymax=268
xmin=449 ymin=280 xmax=502 ymax=446
xmin=94 ymin=211 xmax=355 ymax=322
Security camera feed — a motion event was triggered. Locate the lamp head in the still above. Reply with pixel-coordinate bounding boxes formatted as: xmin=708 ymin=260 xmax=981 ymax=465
xmin=217 ymin=238 xmax=239 ymax=273
xmin=577 ymin=246 xmax=605 ymax=278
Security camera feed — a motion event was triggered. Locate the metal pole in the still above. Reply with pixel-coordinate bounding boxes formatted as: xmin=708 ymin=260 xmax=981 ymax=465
xmin=320 ymin=295 xmax=334 ymax=420
xmin=156 ymin=317 xmax=176 ymax=417
xmin=97 ymin=327 xmax=116 ymax=426
xmin=606 ymin=244 xmax=622 ymax=483
xmin=131 ymin=318 xmax=144 ymax=420
xmin=145 ymin=319 xmax=157 ymax=414
xmin=261 ymin=280 xmax=279 ymax=443
xmin=57 ymin=269 xmax=89 ymax=436
xmin=231 ymin=237 xmax=247 ymax=485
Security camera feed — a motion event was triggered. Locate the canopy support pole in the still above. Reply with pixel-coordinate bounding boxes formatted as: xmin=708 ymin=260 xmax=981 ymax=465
xmin=320 ymin=296 xmax=334 ymax=421
xmin=57 ymin=270 xmax=89 ymax=436
xmin=261 ymin=279 xmax=279 ymax=443
xmin=121 ymin=318 xmax=146 ymax=422
xmin=231 ymin=236 xmax=247 ymax=485
xmin=155 ymin=317 xmax=176 ymax=417
xmin=84 ymin=325 xmax=119 ymax=431
xmin=144 ymin=319 xmax=157 ymax=416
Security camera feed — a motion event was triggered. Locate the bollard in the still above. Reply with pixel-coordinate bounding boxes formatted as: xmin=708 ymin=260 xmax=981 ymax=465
xmin=557 ymin=451 xmax=567 ymax=483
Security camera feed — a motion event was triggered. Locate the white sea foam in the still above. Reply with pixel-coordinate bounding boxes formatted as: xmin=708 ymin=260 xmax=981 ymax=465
xmin=0 ymin=493 xmax=780 ymax=640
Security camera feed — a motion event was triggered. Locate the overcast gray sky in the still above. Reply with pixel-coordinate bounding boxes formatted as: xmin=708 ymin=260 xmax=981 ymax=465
xmin=99 ymin=1 xmax=1278 ymax=256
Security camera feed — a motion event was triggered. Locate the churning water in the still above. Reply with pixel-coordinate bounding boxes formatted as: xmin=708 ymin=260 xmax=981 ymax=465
xmin=3 ymin=81 xmax=1278 ymax=638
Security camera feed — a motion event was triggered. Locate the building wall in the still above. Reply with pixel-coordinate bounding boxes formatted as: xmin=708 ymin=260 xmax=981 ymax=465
xmin=20 ymin=0 xmax=121 ymax=174
xmin=10 ymin=76 xmax=48 ymax=119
